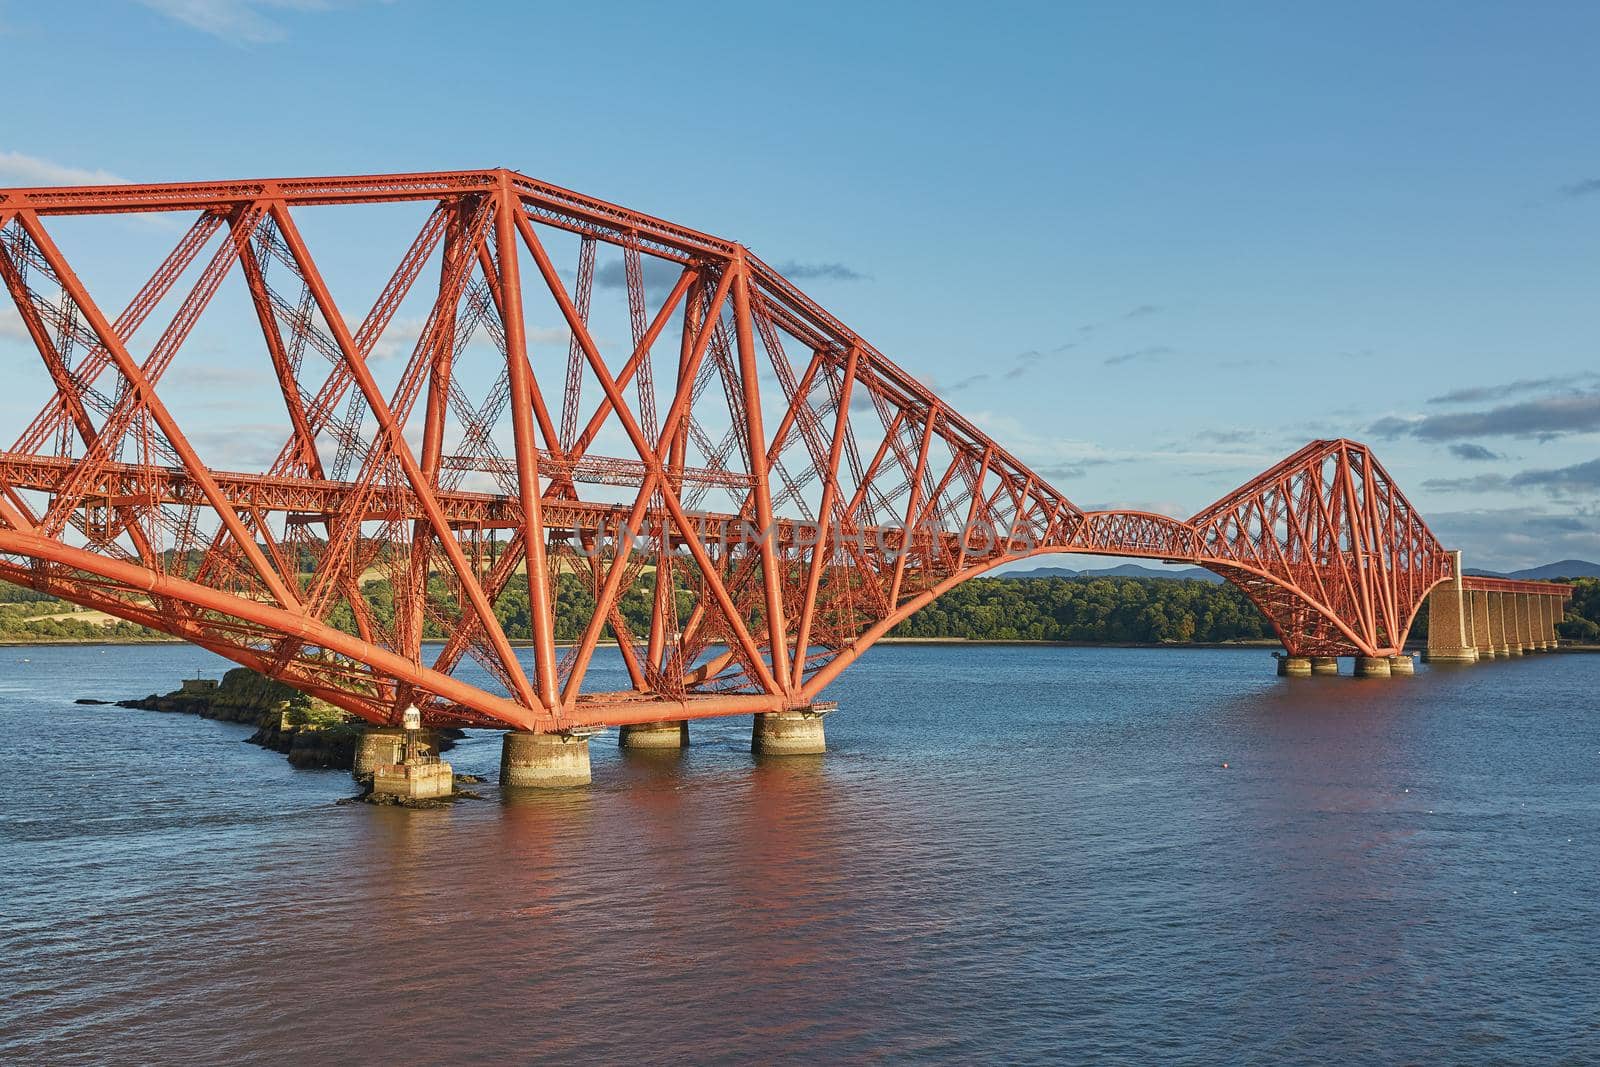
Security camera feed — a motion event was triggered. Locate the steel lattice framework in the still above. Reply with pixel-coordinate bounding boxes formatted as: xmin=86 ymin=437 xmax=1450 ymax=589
xmin=0 ymin=170 xmax=1468 ymax=731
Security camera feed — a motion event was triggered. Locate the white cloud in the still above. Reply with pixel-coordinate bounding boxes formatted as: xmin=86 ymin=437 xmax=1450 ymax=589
xmin=136 ymin=0 xmax=391 ymax=46
xmin=966 ymin=410 xmax=1274 ymax=480
xmin=366 ymin=317 xmax=571 ymax=361
xmin=528 ymin=326 xmax=571 ymax=346
xmin=136 ymin=0 xmax=312 ymax=44
xmin=0 ymin=150 xmax=127 ymax=187
xmin=0 ymin=306 xmax=27 ymax=340
xmin=367 ymin=316 xmax=426 ymax=362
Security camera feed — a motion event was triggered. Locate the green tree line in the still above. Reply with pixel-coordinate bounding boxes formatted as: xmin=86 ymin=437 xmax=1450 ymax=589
xmin=5 ymin=574 xmax=1598 ymax=646
xmin=889 ymin=576 xmax=1274 ymax=642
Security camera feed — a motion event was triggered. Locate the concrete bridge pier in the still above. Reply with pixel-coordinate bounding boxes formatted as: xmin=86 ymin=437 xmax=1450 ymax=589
xmin=1275 ymin=654 xmax=1312 ymax=677
xmin=1354 ymin=656 xmax=1392 ymax=678
xmin=752 ymin=703 xmax=836 ymax=755
xmin=1388 ymin=654 xmax=1416 ymax=675
xmin=501 ymin=731 xmax=593 ymax=788
xmin=1310 ymin=656 xmax=1340 ymax=675
xmin=619 ymin=720 xmax=690 ymax=750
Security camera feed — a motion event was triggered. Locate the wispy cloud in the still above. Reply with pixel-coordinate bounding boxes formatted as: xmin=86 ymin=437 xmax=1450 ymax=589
xmin=138 ymin=0 xmax=364 ymax=46
xmin=1123 ymin=304 xmax=1162 ymax=319
xmin=187 ymin=422 xmax=305 ymax=470
xmin=773 ymin=261 xmax=868 ymax=283
xmin=1559 ymin=177 xmax=1600 ymax=199
xmin=1425 ymin=455 xmax=1600 ymax=498
xmin=1004 ymin=349 xmax=1045 ymax=380
xmin=1372 ymin=390 xmax=1600 ymax=442
xmin=1035 ymin=458 xmax=1116 ymax=483
xmin=1423 ymin=472 xmax=1510 ymax=493
xmin=590 ymin=256 xmax=864 ymax=292
xmin=593 ymin=256 xmax=685 ymax=292
xmin=1510 ymin=456 xmax=1600 ymax=495
xmin=366 ymin=316 xmax=566 ymax=360
xmin=0 ymin=149 xmax=127 ymax=187
xmin=1192 ymin=428 xmax=1262 ymax=446
xmin=1428 ymin=506 xmax=1600 ymax=572
xmin=0 ymin=306 xmax=27 ymax=340
xmin=1447 ymin=442 xmax=1502 ymax=462
xmin=1427 ymin=373 xmax=1598 ymax=406
xmin=1103 ymin=345 xmax=1172 ymax=367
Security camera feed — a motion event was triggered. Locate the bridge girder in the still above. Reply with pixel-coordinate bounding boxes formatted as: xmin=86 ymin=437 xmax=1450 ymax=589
xmin=0 ymin=171 xmax=1475 ymax=729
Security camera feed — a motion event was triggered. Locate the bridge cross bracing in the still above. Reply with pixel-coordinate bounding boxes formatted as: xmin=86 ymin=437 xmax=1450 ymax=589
xmin=0 ymin=170 xmax=1572 ymax=732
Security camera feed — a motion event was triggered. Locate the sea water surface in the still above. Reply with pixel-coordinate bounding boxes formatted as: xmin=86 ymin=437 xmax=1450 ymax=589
xmin=1 ymin=642 xmax=1597 ymax=1064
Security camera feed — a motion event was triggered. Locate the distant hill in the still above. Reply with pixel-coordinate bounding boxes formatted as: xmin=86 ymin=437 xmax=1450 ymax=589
xmin=1508 ymin=559 xmax=1600 ymax=580
xmin=1002 ymin=566 xmax=1082 ymax=579
xmin=1007 ymin=558 xmax=1600 ymax=584
xmin=1001 ymin=563 xmax=1223 ymax=584
xmin=1465 ymin=559 xmax=1600 ymax=580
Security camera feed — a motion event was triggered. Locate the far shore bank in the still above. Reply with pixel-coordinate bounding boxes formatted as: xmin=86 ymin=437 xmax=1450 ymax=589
xmin=6 ymin=635 xmax=1598 ymax=653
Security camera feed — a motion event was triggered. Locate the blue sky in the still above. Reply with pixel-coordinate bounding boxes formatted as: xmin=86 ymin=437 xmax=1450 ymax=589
xmin=1 ymin=0 xmax=1597 ymax=570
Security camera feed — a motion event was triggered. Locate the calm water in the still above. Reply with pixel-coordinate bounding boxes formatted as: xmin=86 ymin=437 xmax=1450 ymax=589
xmin=1 ymin=643 xmax=1597 ymax=1064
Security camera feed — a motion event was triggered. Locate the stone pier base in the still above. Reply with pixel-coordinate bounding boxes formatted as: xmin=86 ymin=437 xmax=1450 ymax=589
xmin=372 ymin=759 xmax=454 ymax=800
xmin=500 ymin=731 xmax=592 ymax=788
xmin=1354 ymin=656 xmax=1392 ymax=678
xmin=752 ymin=704 xmax=833 ymax=755
xmin=1276 ymin=655 xmax=1312 ymax=677
xmin=1388 ymin=655 xmax=1416 ymax=675
xmin=1310 ymin=656 xmax=1339 ymax=676
xmin=353 ymin=727 xmax=441 ymax=781
xmin=618 ymin=720 xmax=689 ymax=750
xmin=353 ymin=728 xmax=404 ymax=781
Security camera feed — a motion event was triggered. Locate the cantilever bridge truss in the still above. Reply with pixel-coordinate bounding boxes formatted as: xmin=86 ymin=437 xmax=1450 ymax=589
xmin=0 ymin=170 xmax=1464 ymax=731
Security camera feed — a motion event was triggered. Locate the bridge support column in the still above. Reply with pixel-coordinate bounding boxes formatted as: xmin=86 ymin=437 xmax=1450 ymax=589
xmin=1520 ymin=595 xmax=1546 ymax=652
xmin=1354 ymin=656 xmax=1392 ymax=678
xmin=1426 ymin=553 xmax=1478 ymax=664
xmin=1545 ymin=596 xmax=1561 ymax=650
xmin=1388 ymin=654 xmax=1415 ymax=675
xmin=1470 ymin=590 xmax=1495 ymax=659
xmin=1488 ymin=593 xmax=1516 ymax=657
xmin=1310 ymin=656 xmax=1339 ymax=675
xmin=1511 ymin=594 xmax=1531 ymax=654
xmin=618 ymin=720 xmax=689 ymax=750
xmin=1275 ymin=655 xmax=1312 ymax=677
xmin=752 ymin=703 xmax=834 ymax=755
xmin=501 ymin=731 xmax=592 ymax=788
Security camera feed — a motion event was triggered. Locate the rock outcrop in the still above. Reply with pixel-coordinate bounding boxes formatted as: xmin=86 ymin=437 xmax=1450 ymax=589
xmin=114 ymin=668 xmax=458 ymax=771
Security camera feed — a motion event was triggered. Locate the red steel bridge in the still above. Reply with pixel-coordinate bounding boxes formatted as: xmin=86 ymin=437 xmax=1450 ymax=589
xmin=0 ymin=170 xmax=1572 ymax=734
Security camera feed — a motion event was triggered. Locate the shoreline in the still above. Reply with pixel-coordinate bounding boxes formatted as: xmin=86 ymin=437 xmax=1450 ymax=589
xmin=9 ymin=635 xmax=1598 ymax=652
